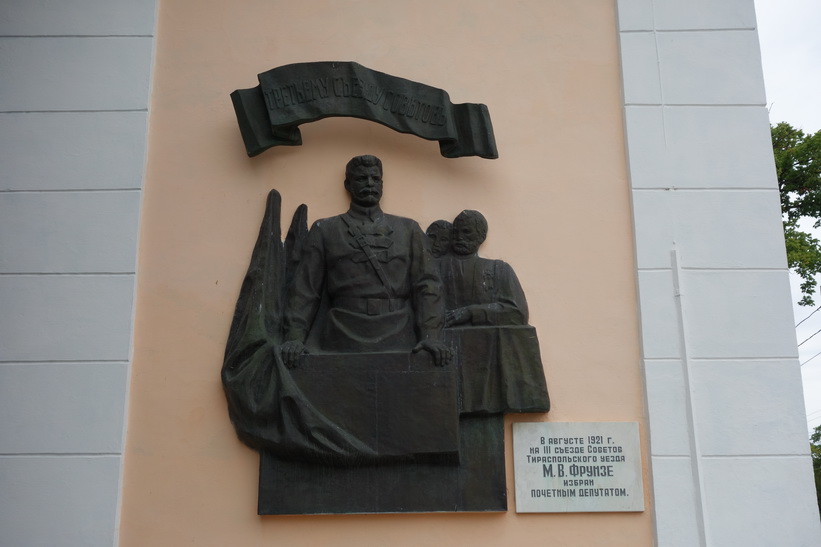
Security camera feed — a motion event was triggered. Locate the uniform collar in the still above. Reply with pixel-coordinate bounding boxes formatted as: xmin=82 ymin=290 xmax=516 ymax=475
xmin=346 ymin=203 xmax=384 ymax=222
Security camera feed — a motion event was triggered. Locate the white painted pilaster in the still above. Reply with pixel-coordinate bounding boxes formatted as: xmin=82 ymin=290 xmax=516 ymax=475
xmin=617 ymin=0 xmax=821 ymax=544
xmin=0 ymin=1 xmax=156 ymax=545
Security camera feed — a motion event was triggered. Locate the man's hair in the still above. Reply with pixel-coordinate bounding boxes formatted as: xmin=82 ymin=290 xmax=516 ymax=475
xmin=426 ymin=219 xmax=453 ymax=237
xmin=455 ymin=210 xmax=488 ymax=242
xmin=345 ymin=155 xmax=383 ymax=181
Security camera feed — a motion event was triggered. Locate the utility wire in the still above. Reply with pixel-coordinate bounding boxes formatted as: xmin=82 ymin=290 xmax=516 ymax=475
xmin=798 ymin=326 xmax=821 ymax=347
xmin=796 ymin=304 xmax=821 ymax=327
xmin=801 ymin=349 xmax=821 ymax=367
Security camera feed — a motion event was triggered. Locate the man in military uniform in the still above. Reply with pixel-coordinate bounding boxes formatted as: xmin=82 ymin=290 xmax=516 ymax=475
xmin=281 ymin=155 xmax=450 ymax=366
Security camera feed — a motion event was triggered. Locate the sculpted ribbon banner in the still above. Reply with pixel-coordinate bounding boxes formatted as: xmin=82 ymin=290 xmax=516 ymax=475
xmin=230 ymin=61 xmax=499 ymax=159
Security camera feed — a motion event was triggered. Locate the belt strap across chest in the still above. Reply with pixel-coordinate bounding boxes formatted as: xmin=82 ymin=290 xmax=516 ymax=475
xmin=340 ymin=214 xmax=395 ymax=300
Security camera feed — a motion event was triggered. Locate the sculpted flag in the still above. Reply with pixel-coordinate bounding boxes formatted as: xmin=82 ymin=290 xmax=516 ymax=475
xmin=221 ymin=190 xmax=380 ymax=463
xmin=231 ymin=61 xmax=498 ymax=159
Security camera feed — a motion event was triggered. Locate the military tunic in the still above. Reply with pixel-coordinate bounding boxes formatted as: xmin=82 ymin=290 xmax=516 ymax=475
xmin=284 ymin=204 xmax=444 ymax=352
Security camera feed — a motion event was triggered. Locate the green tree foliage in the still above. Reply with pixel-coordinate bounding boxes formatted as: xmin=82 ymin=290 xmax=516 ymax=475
xmin=773 ymin=122 xmax=821 ymax=305
xmin=811 ymin=425 xmax=821 ymax=513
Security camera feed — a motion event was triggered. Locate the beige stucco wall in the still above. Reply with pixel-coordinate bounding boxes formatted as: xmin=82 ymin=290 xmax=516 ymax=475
xmin=119 ymin=0 xmax=651 ymax=545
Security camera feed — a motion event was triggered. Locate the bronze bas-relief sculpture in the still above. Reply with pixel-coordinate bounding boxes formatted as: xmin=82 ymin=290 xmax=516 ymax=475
xmin=425 ymin=219 xmax=452 ymax=259
xmin=431 ymin=211 xmax=549 ymax=416
xmin=281 ymin=155 xmax=451 ymax=365
xmin=440 ymin=210 xmax=528 ymax=328
xmin=222 ymin=156 xmax=548 ymax=514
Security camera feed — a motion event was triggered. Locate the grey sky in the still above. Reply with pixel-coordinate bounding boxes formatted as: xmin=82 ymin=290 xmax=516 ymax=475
xmin=754 ymin=0 xmax=821 ymax=431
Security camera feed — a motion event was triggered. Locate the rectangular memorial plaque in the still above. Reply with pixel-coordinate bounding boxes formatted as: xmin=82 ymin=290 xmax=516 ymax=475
xmin=512 ymin=422 xmax=644 ymax=513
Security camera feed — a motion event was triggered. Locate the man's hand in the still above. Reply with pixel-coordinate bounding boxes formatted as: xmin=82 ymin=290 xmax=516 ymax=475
xmin=280 ymin=340 xmax=307 ymax=368
xmin=413 ymin=339 xmax=452 ymax=367
xmin=445 ymin=307 xmax=471 ymax=327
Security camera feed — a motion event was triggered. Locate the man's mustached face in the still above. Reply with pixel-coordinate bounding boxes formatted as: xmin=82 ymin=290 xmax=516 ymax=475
xmin=345 ymin=166 xmax=383 ymax=206
xmin=452 ymin=220 xmax=482 ymax=255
